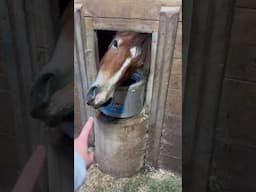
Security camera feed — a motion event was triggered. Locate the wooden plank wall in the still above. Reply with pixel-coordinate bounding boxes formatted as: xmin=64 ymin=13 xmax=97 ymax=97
xmin=158 ymin=19 xmax=182 ymax=173
xmin=0 ymin=0 xmax=50 ymax=191
xmin=183 ymin=0 xmax=234 ymax=191
xmin=0 ymin=34 xmax=19 ymax=192
xmin=210 ymin=1 xmax=256 ymax=191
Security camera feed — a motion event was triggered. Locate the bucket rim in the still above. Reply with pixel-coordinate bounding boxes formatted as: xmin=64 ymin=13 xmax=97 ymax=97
xmin=117 ymin=71 xmax=146 ymax=91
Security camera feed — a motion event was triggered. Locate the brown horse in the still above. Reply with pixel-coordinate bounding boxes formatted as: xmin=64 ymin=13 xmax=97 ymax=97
xmin=87 ymin=32 xmax=148 ymax=108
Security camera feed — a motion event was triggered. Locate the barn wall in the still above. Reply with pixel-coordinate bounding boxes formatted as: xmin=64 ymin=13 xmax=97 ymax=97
xmin=210 ymin=1 xmax=256 ymax=191
xmin=158 ymin=20 xmax=182 ymax=173
xmin=0 ymin=34 xmax=19 ymax=192
xmin=3 ymin=0 xmax=73 ymax=191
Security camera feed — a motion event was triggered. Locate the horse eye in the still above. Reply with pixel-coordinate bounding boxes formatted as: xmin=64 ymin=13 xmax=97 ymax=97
xmin=112 ymin=40 xmax=118 ymax=48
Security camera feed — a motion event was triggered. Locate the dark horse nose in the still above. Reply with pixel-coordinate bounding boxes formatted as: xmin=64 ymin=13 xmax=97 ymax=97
xmin=87 ymin=86 xmax=100 ymax=105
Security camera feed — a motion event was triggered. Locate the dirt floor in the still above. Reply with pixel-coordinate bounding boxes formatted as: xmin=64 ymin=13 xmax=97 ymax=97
xmin=80 ymin=164 xmax=181 ymax=192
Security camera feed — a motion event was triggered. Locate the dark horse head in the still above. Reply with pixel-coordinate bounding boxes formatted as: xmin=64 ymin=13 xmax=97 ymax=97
xmin=30 ymin=2 xmax=74 ymax=128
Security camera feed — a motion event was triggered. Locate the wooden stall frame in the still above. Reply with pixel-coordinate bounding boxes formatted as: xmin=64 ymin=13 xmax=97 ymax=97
xmin=75 ymin=3 xmax=89 ymax=128
xmin=84 ymin=17 xmax=159 ymax=115
xmin=75 ymin=3 xmax=180 ymax=167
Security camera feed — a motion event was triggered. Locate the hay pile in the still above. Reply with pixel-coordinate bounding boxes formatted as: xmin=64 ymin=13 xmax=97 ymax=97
xmin=80 ymin=165 xmax=181 ymax=192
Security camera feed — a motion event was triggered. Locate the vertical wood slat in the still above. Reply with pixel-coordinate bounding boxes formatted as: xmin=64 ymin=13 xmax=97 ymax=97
xmin=0 ymin=1 xmax=49 ymax=191
xmin=145 ymin=32 xmax=158 ymax=114
xmin=0 ymin=0 xmax=29 ymax=170
xmin=74 ymin=4 xmax=95 ymax=145
xmin=210 ymin=5 xmax=256 ymax=191
xmin=183 ymin=0 xmax=235 ymax=191
xmin=75 ymin=4 xmax=88 ymax=130
xmin=147 ymin=7 xmax=180 ymax=167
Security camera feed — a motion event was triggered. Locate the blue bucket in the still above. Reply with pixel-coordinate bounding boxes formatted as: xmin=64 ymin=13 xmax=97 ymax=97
xmin=100 ymin=71 xmax=146 ymax=118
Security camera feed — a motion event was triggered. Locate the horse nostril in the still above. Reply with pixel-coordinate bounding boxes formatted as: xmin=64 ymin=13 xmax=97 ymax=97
xmin=87 ymin=86 xmax=99 ymax=104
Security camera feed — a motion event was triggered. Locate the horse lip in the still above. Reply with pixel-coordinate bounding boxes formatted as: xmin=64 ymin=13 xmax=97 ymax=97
xmin=90 ymin=97 xmax=112 ymax=109
xmin=87 ymin=89 xmax=114 ymax=109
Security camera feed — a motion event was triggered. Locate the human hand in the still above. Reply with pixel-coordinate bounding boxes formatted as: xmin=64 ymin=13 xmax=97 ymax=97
xmin=74 ymin=117 xmax=94 ymax=168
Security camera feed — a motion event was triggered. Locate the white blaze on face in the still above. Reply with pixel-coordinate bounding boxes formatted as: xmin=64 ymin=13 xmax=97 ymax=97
xmin=93 ymin=72 xmax=105 ymax=87
xmin=118 ymin=38 xmax=123 ymax=46
xmin=107 ymin=46 xmax=140 ymax=86
xmin=130 ymin=47 xmax=137 ymax=57
xmin=92 ymin=46 xmax=141 ymax=106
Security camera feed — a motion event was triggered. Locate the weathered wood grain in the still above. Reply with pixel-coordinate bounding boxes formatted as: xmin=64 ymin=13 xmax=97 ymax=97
xmin=216 ymin=79 xmax=256 ymax=148
xmin=163 ymin=114 xmax=182 ymax=137
xmin=74 ymin=84 xmax=82 ymax=137
xmin=146 ymin=7 xmax=180 ymax=167
xmin=158 ymin=156 xmax=182 ymax=173
xmin=210 ymin=5 xmax=256 ymax=192
xmin=225 ymin=8 xmax=256 ymax=82
xmin=76 ymin=0 xmax=181 ymax=20
xmin=0 ymin=0 xmax=32 ymax=173
xmin=85 ymin=17 xmax=159 ymax=33
xmin=230 ymin=8 xmax=256 ymax=45
xmin=171 ymin=58 xmax=182 ymax=75
xmin=95 ymin=112 xmax=148 ymax=177
xmin=211 ymin=140 xmax=256 ymax=191
xmin=75 ymin=4 xmax=91 ymax=137
xmin=183 ymin=0 xmax=234 ymax=191
xmin=226 ymin=45 xmax=256 ymax=82
xmin=166 ymin=89 xmax=182 ymax=115
xmin=174 ymin=22 xmax=182 ymax=59
xmin=158 ymin=41 xmax=182 ymax=172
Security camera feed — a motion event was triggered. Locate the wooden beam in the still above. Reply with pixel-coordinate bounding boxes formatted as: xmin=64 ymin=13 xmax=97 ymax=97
xmin=79 ymin=0 xmax=181 ymax=20
xmin=74 ymin=4 xmax=95 ymax=145
xmin=146 ymin=6 xmax=180 ymax=167
xmin=87 ymin=17 xmax=159 ymax=33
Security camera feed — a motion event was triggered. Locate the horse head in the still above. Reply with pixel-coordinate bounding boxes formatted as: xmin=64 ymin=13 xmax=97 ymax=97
xmin=30 ymin=3 xmax=73 ymax=127
xmin=87 ymin=32 xmax=148 ymax=108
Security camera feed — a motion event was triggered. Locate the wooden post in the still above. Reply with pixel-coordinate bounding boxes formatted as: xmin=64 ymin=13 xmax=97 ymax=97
xmin=146 ymin=7 xmax=180 ymax=168
xmin=95 ymin=113 xmax=148 ymax=177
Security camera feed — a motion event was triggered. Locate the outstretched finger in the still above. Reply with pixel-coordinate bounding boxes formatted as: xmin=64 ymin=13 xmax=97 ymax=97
xmin=79 ymin=117 xmax=94 ymax=141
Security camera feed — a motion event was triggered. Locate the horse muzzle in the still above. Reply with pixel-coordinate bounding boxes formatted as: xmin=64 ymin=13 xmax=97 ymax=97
xmin=87 ymin=85 xmax=113 ymax=109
